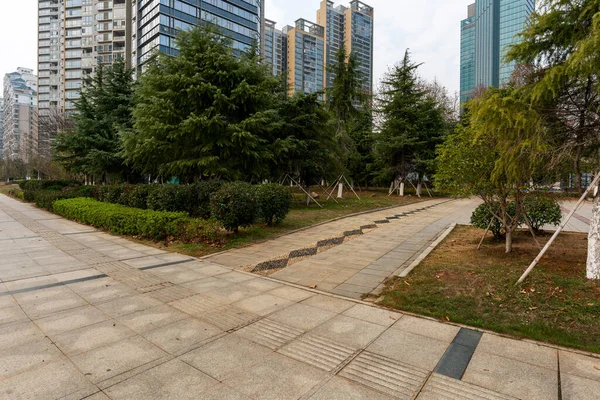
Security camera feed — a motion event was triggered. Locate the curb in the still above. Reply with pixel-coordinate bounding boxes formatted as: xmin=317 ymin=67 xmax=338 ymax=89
xmin=398 ymin=223 xmax=457 ymax=278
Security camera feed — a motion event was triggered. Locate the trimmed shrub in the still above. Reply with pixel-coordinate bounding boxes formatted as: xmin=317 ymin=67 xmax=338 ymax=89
xmin=210 ymin=182 xmax=257 ymax=233
xmin=191 ymin=180 xmax=224 ymax=218
xmin=147 ymin=185 xmax=195 ymax=215
xmin=121 ymin=184 xmax=156 ymax=209
xmin=34 ymin=186 xmax=96 ymax=211
xmin=524 ymin=194 xmax=562 ymax=232
xmin=178 ymin=218 xmax=222 ymax=244
xmin=471 ymin=201 xmax=518 ymax=240
xmin=21 ymin=180 xmax=81 ymax=202
xmin=255 ymin=184 xmax=292 ymax=225
xmin=95 ymin=184 xmax=130 ymax=204
xmin=52 ymin=198 xmax=189 ymax=240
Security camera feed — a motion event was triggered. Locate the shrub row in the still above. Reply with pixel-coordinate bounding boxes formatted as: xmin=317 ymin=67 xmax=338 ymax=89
xmin=33 ymin=186 xmax=96 ymax=211
xmin=20 ymin=180 xmax=81 ymax=201
xmin=95 ymin=182 xmax=293 ymax=232
xmin=52 ymin=198 xmax=220 ymax=242
xmin=471 ymin=194 xmax=562 ymax=239
xmin=95 ymin=181 xmax=224 ymax=219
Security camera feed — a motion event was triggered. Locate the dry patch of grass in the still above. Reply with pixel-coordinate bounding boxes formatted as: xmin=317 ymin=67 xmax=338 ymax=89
xmin=379 ymin=225 xmax=600 ymax=353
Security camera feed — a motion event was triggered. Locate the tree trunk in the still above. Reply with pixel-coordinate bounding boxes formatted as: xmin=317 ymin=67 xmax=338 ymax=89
xmin=306 ymin=185 xmax=311 ymax=206
xmin=574 ymin=145 xmax=583 ymax=194
xmin=587 ymin=194 xmax=600 ymax=280
xmin=505 ymin=229 xmax=513 ymax=254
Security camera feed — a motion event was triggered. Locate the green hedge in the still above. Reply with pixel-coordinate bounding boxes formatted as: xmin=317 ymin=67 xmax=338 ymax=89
xmin=21 ymin=179 xmax=82 ymax=202
xmin=33 ymin=186 xmax=96 ymax=211
xmin=52 ymin=198 xmax=220 ymax=242
xmin=255 ymin=184 xmax=292 ymax=225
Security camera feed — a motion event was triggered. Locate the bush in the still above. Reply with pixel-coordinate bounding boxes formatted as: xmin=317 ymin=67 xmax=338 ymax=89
xmin=191 ymin=180 xmax=224 ymax=218
xmin=34 ymin=186 xmax=97 ymax=211
xmin=95 ymin=184 xmax=130 ymax=204
xmin=147 ymin=184 xmax=195 ymax=215
xmin=255 ymin=184 xmax=292 ymax=225
xmin=52 ymin=198 xmax=189 ymax=240
xmin=524 ymin=194 xmax=562 ymax=232
xmin=121 ymin=184 xmax=156 ymax=209
xmin=21 ymin=180 xmax=81 ymax=202
xmin=471 ymin=201 xmax=518 ymax=240
xmin=178 ymin=218 xmax=222 ymax=244
xmin=210 ymin=182 xmax=257 ymax=233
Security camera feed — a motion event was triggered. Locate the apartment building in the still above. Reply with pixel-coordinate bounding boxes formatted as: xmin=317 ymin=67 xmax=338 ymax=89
xmin=2 ymin=68 xmax=38 ymax=162
xmin=285 ymin=19 xmax=326 ymax=96
xmin=264 ymin=19 xmax=287 ymax=77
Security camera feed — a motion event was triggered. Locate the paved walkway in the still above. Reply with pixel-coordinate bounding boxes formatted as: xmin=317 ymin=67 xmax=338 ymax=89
xmin=206 ymin=198 xmax=480 ymax=299
xmin=0 ymin=194 xmax=599 ymax=399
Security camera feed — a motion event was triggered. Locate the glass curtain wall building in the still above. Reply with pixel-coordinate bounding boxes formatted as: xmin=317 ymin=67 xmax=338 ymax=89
xmin=264 ymin=19 xmax=287 ymax=76
xmin=459 ymin=0 xmax=534 ymax=104
xmin=133 ymin=0 xmax=265 ymax=72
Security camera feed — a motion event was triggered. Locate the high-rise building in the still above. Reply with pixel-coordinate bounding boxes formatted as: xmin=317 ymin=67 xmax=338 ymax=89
xmin=460 ymin=0 xmax=535 ymax=104
xmin=264 ymin=19 xmax=287 ymax=77
xmin=2 ymin=68 xmax=38 ymax=162
xmin=0 ymin=98 xmax=3 ymax=157
xmin=317 ymin=0 xmax=374 ymax=94
xmin=285 ymin=19 xmax=326 ymax=96
xmin=37 ymin=0 xmax=132 ymax=116
xmin=132 ymin=0 xmax=265 ymax=73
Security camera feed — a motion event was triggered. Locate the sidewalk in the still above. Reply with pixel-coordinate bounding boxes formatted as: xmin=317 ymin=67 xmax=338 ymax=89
xmin=0 ymin=194 xmax=598 ymax=399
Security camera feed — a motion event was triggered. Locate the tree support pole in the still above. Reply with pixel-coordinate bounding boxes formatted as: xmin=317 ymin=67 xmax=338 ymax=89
xmin=408 ymin=180 xmax=421 ymax=198
xmin=517 ymin=172 xmax=600 ymax=284
xmin=478 ymin=219 xmax=494 ymax=250
xmin=342 ymin=175 xmax=361 ymax=201
xmin=522 ymin=213 xmax=542 ymax=251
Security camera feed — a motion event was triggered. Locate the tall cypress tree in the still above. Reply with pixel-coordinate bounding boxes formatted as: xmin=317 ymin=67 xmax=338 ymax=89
xmin=53 ymin=58 xmax=134 ymax=182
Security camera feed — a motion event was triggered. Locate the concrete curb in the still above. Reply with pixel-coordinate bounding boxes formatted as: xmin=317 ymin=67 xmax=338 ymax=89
xmin=398 ymin=223 xmax=457 ymax=278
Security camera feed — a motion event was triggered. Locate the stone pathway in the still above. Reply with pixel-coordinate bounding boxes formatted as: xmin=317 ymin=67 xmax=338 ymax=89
xmin=0 ymin=194 xmax=599 ymax=399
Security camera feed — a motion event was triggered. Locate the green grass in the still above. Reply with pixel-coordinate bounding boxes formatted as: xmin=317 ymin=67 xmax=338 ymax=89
xmin=378 ymin=225 xmax=600 ymax=353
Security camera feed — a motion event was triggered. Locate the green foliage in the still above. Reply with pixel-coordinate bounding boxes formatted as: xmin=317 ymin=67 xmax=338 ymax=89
xmin=147 ymin=185 xmax=195 ymax=215
xmin=373 ymin=50 xmax=447 ymax=184
xmin=121 ymin=26 xmax=281 ymax=181
xmin=210 ymin=182 xmax=257 ymax=233
xmin=52 ymin=198 xmax=189 ymax=240
xmin=471 ymin=202 xmax=518 ymax=240
xmin=121 ymin=184 xmax=156 ymax=210
xmin=20 ymin=180 xmax=82 ymax=202
xmin=192 ymin=180 xmax=225 ymax=219
xmin=95 ymin=184 xmax=131 ymax=204
xmin=53 ymin=58 xmax=135 ymax=182
xmin=255 ymin=184 xmax=292 ymax=225
xmin=524 ymin=194 xmax=562 ymax=232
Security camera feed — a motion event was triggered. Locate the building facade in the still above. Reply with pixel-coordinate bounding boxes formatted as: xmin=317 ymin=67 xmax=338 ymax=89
xmin=132 ymin=0 xmax=265 ymax=73
xmin=285 ymin=19 xmax=325 ymax=96
xmin=317 ymin=0 xmax=374 ymax=94
xmin=264 ymin=19 xmax=287 ymax=76
xmin=460 ymin=0 xmax=534 ymax=104
xmin=2 ymin=69 xmax=38 ymax=162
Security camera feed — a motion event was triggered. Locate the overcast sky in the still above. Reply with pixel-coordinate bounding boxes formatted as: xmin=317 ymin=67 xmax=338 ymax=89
xmin=0 ymin=0 xmax=473 ymax=95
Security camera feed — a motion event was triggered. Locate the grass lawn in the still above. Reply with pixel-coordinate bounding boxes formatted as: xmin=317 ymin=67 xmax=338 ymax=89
xmin=0 ymin=183 xmax=20 ymax=196
xmin=169 ymin=190 xmax=428 ymax=257
xmin=378 ymin=225 xmax=600 ymax=353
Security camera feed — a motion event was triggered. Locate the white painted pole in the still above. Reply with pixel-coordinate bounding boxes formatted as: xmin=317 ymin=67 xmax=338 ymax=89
xmin=517 ymin=173 xmax=600 ymax=284
xmin=400 ymin=182 xmax=405 ymax=197
xmin=337 ymin=183 xmax=343 ymax=199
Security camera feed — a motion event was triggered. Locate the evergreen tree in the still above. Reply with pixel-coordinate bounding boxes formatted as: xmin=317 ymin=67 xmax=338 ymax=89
xmin=53 ymin=58 xmax=134 ymax=182
xmin=372 ymin=50 xmax=446 ymax=186
xmin=121 ymin=26 xmax=281 ymax=182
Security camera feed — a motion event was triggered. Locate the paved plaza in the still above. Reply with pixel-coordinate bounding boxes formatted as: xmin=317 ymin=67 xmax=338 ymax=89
xmin=0 ymin=194 xmax=599 ymax=399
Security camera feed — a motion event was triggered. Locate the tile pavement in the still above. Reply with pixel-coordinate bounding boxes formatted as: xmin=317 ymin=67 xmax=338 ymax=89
xmin=0 ymin=194 xmax=598 ymax=399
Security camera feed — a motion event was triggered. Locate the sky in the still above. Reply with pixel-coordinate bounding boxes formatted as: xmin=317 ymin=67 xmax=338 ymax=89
xmin=0 ymin=0 xmax=474 ymax=96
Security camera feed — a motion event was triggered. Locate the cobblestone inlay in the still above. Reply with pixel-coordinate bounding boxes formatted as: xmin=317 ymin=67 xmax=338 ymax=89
xmin=278 ymin=334 xmax=356 ymax=372
xmin=418 ymin=373 xmax=517 ymax=400
xmin=339 ymin=351 xmax=429 ymax=399
xmin=237 ymin=319 xmax=304 ymax=350
xmin=200 ymin=305 xmax=261 ymax=332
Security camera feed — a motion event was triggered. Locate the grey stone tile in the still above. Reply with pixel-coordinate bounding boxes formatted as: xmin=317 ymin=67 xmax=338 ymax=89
xmin=308 ymin=314 xmax=387 ymax=349
xmin=223 ymin=353 xmax=326 ymax=400
xmin=475 ymin=334 xmax=557 ymax=370
xmin=180 ymin=334 xmax=272 ymax=381
xmin=33 ymin=304 xmax=109 ymax=335
xmin=204 ymin=284 xmax=263 ymax=305
xmin=0 ymin=337 xmax=63 ymax=380
xmin=198 ymin=384 xmax=252 ymax=400
xmin=180 ymin=276 xmax=235 ymax=294
xmin=52 ymin=319 xmax=135 ymax=356
xmin=70 ymin=336 xmax=169 ymax=384
xmin=232 ymin=293 xmax=295 ymax=316
xmin=0 ymin=320 xmax=46 ymax=350
xmin=104 ymin=359 xmax=218 ymax=400
xmin=463 ymin=351 xmax=558 ymax=400
xmin=143 ymin=317 xmax=223 ymax=355
xmin=95 ymin=295 xmax=163 ymax=318
xmin=342 ymin=304 xmax=403 ymax=327
xmin=0 ymin=305 xmax=29 ymax=326
xmin=239 ymin=278 xmax=283 ymax=293
xmin=367 ymin=329 xmax=449 ymax=371
xmin=116 ymin=304 xmax=188 ymax=334
xmin=300 ymin=294 xmax=355 ymax=313
xmin=269 ymin=303 xmax=337 ymax=331
xmin=218 ymin=271 xmax=256 ymax=284
xmin=267 ymin=285 xmax=316 ymax=302
xmin=561 ymin=372 xmax=600 ymax=400
xmin=0 ymin=357 xmax=98 ymax=400
xmin=391 ymin=315 xmax=460 ymax=343
xmin=309 ymin=376 xmax=395 ymax=399
xmin=559 ymin=351 xmax=600 ymax=381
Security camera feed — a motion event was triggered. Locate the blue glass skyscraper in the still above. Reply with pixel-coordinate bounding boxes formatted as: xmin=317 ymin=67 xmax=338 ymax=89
xmin=460 ymin=0 xmax=534 ymax=104
xmin=133 ymin=0 xmax=265 ymax=72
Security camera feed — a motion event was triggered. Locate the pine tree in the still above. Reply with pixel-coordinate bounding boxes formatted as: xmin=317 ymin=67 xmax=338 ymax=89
xmin=373 ymin=50 xmax=446 ymax=186
xmin=53 ymin=58 xmax=134 ymax=182
xmin=121 ymin=26 xmax=281 ymax=182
